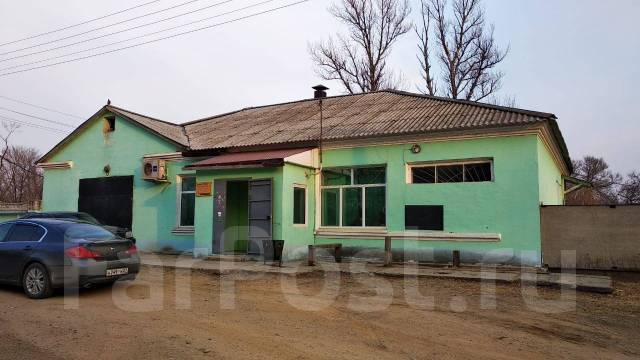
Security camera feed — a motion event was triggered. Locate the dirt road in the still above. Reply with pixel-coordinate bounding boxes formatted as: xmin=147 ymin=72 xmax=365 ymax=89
xmin=0 ymin=266 xmax=638 ymax=359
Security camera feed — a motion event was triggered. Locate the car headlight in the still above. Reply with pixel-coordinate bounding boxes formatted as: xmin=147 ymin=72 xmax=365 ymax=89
xmin=125 ymin=231 xmax=133 ymax=238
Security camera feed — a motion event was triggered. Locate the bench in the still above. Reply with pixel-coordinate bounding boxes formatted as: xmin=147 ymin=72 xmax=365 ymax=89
xmin=308 ymin=243 xmax=342 ymax=266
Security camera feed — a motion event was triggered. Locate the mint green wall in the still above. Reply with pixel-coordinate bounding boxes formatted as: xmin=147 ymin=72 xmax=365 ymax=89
xmin=537 ymin=138 xmax=565 ymax=205
xmin=0 ymin=212 xmax=23 ymax=223
xmin=41 ymin=112 xmax=195 ymax=252
xmin=193 ymin=167 xmax=283 ymax=256
xmin=317 ymin=135 xmax=544 ymax=266
xmin=281 ymin=163 xmax=316 ymax=259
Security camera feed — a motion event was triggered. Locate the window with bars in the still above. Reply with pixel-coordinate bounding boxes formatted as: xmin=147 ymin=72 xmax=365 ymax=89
xmin=321 ymin=167 xmax=386 ymax=227
xmin=410 ymin=160 xmax=493 ymax=184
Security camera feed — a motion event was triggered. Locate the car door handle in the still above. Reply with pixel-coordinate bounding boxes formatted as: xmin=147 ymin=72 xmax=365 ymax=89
xmin=23 ymin=245 xmax=33 ymax=251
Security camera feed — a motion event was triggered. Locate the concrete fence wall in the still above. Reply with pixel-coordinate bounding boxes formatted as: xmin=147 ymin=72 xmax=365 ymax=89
xmin=541 ymin=205 xmax=640 ymax=270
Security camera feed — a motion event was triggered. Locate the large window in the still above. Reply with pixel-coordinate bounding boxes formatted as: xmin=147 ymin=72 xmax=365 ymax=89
xmin=321 ymin=167 xmax=386 ymax=227
xmin=293 ymin=185 xmax=306 ymax=225
xmin=177 ymin=176 xmax=196 ymax=227
xmin=410 ymin=159 xmax=493 ymax=184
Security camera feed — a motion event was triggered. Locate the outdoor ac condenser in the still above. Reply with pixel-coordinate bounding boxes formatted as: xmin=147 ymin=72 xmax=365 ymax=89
xmin=142 ymin=159 xmax=167 ymax=181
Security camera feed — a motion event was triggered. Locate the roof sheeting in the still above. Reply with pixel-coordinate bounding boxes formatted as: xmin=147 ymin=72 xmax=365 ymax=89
xmin=107 ymin=105 xmax=189 ymax=147
xmin=182 ymin=90 xmax=556 ymax=150
xmin=38 ymin=90 xmax=571 ymax=171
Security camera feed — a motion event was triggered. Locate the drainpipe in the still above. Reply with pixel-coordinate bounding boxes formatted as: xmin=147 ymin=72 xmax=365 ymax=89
xmin=312 ymin=85 xmax=329 ymax=168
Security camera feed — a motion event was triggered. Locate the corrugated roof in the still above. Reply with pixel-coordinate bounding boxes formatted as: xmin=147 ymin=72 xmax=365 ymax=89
xmin=182 ymin=90 xmax=557 ymax=150
xmin=39 ymin=90 xmax=571 ymax=171
xmin=107 ymin=105 xmax=189 ymax=147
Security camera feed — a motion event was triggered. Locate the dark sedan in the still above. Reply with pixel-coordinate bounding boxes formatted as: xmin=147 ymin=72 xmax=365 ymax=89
xmin=0 ymin=219 xmax=140 ymax=299
xmin=21 ymin=212 xmax=135 ymax=242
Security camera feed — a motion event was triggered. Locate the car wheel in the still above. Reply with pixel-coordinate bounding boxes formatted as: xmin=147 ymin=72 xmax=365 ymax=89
xmin=23 ymin=263 xmax=54 ymax=299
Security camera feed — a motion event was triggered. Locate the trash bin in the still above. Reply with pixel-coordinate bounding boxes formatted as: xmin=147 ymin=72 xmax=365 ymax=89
xmin=263 ymin=240 xmax=284 ymax=267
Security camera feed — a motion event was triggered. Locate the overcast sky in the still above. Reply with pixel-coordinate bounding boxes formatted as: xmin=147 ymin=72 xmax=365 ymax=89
xmin=0 ymin=0 xmax=638 ymax=174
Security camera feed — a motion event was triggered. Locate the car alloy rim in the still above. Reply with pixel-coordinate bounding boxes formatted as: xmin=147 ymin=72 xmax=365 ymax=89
xmin=25 ymin=268 xmax=45 ymax=295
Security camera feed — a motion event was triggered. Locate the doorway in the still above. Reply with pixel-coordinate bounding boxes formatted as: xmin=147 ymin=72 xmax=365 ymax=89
xmin=223 ymin=181 xmax=248 ymax=254
xmin=214 ymin=179 xmax=272 ymax=255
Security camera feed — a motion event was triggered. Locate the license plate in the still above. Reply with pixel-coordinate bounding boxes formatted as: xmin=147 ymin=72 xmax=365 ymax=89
xmin=106 ymin=268 xmax=129 ymax=277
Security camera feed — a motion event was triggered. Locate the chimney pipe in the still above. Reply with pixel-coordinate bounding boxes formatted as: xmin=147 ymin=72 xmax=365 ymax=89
xmin=312 ymin=85 xmax=329 ymax=99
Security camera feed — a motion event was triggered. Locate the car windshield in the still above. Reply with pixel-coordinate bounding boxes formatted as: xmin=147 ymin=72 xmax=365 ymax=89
xmin=64 ymin=223 xmax=116 ymax=241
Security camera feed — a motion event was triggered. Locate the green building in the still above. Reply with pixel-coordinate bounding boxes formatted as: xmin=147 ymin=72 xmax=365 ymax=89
xmin=37 ymin=90 xmax=571 ymax=266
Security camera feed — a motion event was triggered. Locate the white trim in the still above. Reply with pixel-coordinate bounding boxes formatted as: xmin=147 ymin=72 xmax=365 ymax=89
xmin=37 ymin=161 xmax=72 ymax=170
xmin=315 ymin=228 xmax=500 ymax=242
xmin=143 ymin=152 xmax=184 ymax=161
xmin=293 ymin=184 xmax=308 ymax=227
xmin=172 ymin=226 xmax=195 ymax=235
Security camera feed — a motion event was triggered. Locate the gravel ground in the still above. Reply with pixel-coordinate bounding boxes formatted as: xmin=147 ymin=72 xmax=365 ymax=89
xmin=0 ymin=266 xmax=638 ymax=359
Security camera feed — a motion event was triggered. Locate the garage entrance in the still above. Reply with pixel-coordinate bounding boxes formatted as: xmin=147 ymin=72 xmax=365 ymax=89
xmin=78 ymin=176 xmax=133 ymax=229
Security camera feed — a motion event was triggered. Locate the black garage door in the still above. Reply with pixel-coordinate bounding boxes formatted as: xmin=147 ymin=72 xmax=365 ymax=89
xmin=78 ymin=176 xmax=133 ymax=229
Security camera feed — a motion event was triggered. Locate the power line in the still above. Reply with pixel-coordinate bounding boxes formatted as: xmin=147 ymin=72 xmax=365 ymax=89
xmin=0 ymin=106 xmax=76 ymax=128
xmin=0 ymin=0 xmax=274 ymax=72
xmin=0 ymin=0 xmax=206 ymax=56
xmin=0 ymin=95 xmax=83 ymax=119
xmin=0 ymin=0 xmax=162 ymax=48
xmin=0 ymin=115 xmax=71 ymax=134
xmin=0 ymin=0 xmax=236 ymax=64
xmin=0 ymin=0 xmax=307 ymax=78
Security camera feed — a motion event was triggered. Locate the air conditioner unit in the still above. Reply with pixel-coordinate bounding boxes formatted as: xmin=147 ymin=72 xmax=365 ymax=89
xmin=142 ymin=159 xmax=167 ymax=181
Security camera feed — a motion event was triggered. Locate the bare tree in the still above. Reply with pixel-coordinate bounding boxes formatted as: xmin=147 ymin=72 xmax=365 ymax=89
xmin=565 ymin=156 xmax=622 ymax=205
xmin=0 ymin=121 xmax=19 ymax=173
xmin=619 ymin=171 xmax=640 ymax=205
xmin=417 ymin=0 xmax=508 ymax=102
xmin=0 ymin=122 xmax=43 ymax=205
xmin=310 ymin=0 xmax=412 ymax=93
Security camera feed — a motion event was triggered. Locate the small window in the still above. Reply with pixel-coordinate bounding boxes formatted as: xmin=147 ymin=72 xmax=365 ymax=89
xmin=405 ymin=205 xmax=444 ymax=231
xmin=410 ymin=160 xmax=493 ymax=183
xmin=104 ymin=116 xmax=116 ymax=132
xmin=5 ymin=224 xmax=45 ymax=242
xmin=0 ymin=223 xmax=13 ymax=242
xmin=177 ymin=176 xmax=196 ymax=227
xmin=293 ymin=186 xmax=306 ymax=225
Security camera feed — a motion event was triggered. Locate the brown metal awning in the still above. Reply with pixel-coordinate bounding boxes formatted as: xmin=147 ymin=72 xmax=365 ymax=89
xmin=184 ymin=148 xmax=315 ymax=170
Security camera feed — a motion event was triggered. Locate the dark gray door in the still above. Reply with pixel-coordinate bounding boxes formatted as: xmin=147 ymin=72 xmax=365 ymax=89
xmin=247 ymin=180 xmax=272 ymax=255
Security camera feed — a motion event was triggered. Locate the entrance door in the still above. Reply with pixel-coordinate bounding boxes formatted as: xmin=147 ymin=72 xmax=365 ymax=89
xmin=247 ymin=180 xmax=272 ymax=255
xmin=78 ymin=176 xmax=134 ymax=229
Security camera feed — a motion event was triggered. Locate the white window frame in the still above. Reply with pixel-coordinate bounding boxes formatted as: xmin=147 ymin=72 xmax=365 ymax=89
xmin=176 ymin=175 xmax=196 ymax=229
xmin=293 ymin=184 xmax=308 ymax=227
xmin=406 ymin=158 xmax=494 ymax=184
xmin=320 ymin=167 xmax=386 ymax=228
